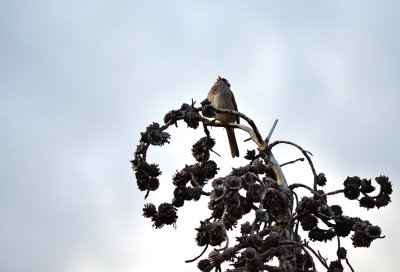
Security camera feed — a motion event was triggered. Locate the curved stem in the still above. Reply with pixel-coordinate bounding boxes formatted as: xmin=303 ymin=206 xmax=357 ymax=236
xmin=269 ymin=140 xmax=317 ymax=189
xmin=289 ymin=183 xmax=328 ymax=205
xmin=185 ymin=244 xmax=209 ymax=263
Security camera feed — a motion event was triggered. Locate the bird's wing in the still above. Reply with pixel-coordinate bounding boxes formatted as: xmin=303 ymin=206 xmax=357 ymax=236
xmin=231 ymin=91 xmax=240 ymax=124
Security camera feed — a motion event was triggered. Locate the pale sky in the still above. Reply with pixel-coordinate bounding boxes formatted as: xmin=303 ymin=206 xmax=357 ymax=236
xmin=1 ymin=1 xmax=399 ymax=271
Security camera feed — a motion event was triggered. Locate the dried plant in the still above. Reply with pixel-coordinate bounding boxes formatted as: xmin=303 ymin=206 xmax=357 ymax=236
xmin=131 ymin=99 xmax=392 ymax=272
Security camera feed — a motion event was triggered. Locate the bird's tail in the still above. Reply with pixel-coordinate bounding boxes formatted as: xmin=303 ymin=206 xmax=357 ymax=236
xmin=226 ymin=128 xmax=239 ymax=158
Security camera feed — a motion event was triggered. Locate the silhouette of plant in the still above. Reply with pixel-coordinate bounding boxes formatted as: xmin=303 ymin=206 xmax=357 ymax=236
xmin=131 ymin=99 xmax=392 ymax=272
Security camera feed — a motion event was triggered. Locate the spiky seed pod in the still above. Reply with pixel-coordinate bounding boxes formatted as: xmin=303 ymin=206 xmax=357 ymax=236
xmin=184 ymin=111 xmax=200 ymax=129
xmin=140 ymin=122 xmax=171 ymax=146
xmin=246 ymin=184 xmax=264 ymax=203
xmin=192 ymin=147 xmax=209 ymax=163
xmin=249 ymin=234 xmax=263 ymax=249
xmin=190 ymin=187 xmax=202 ymax=201
xmin=172 ymin=169 xmax=191 ymax=186
xmin=195 ymin=221 xmax=211 ymax=246
xmin=344 ymin=184 xmax=360 ymax=200
xmin=202 ymin=104 xmax=216 ymax=118
xmin=200 ymin=99 xmax=216 ymax=118
xmin=202 ymin=160 xmax=218 ymax=180
xmin=297 ymin=197 xmax=319 ymax=214
xmin=190 ymin=163 xmax=202 ymax=178
xmin=329 ymin=260 xmax=344 ymax=272
xmin=351 ymin=230 xmax=373 ymax=247
xmin=136 ymin=172 xmax=149 ymax=191
xmin=255 ymin=209 xmax=269 ymax=222
xmin=240 ymin=222 xmax=252 ymax=235
xmin=172 ymin=196 xmax=185 ymax=207
xmin=350 ymin=217 xmax=367 ymax=230
xmin=323 ymin=229 xmax=336 ymax=241
xmin=301 ymin=214 xmax=318 ymax=231
xmin=224 ymin=175 xmax=242 ymax=190
xmin=152 ymin=203 xmax=178 ymax=228
xmin=359 ymin=196 xmax=375 ymax=209
xmin=330 ymin=205 xmax=343 ymax=216
xmin=164 ymin=109 xmax=185 ymax=124
xmin=222 ymin=247 xmax=238 ymax=260
xmin=200 ymin=98 xmax=211 ymax=107
xmin=192 ymin=137 xmax=215 ymax=162
xmin=148 ymin=177 xmax=160 ymax=191
xmin=360 ymin=178 xmax=375 ymax=194
xmin=211 ymin=177 xmax=224 ymax=189
xmin=365 ymin=225 xmax=381 ymax=239
xmin=197 ymin=259 xmax=212 ymax=271
xmin=242 ymin=247 xmax=258 ymax=261
xmin=142 ymin=203 xmax=157 ymax=218
xmin=244 ymin=149 xmax=256 ymax=161
xmin=227 ymin=205 xmax=243 ymax=221
xmin=189 ymin=164 xmax=207 ymax=187
xmin=263 ymin=232 xmax=279 ymax=248
xmin=251 ymin=159 xmax=267 ymax=174
xmin=337 ymin=247 xmax=347 ymax=259
xmin=308 ymin=228 xmax=326 ymax=242
xmin=180 ymin=103 xmax=191 ymax=111
xmin=376 ymin=175 xmax=393 ymax=195
xmin=144 ymin=163 xmax=161 ymax=177
xmin=182 ymin=187 xmax=195 ymax=201
xmin=343 ymin=176 xmax=362 ymax=187
xmin=208 ymin=250 xmax=223 ymax=267
xmin=239 ymin=195 xmax=253 ymax=215
xmin=173 ymin=186 xmax=186 ymax=198
xmin=317 ymin=205 xmax=335 ymax=220
xmin=375 ymin=194 xmax=391 ymax=208
xmin=208 ymin=222 xmax=227 ymax=246
xmin=210 ymin=189 xmax=224 ymax=203
xmin=230 ymin=165 xmax=257 ymax=177
xmin=241 ymin=172 xmax=254 ymax=190
xmin=334 ymin=216 xmax=353 ymax=237
xmin=316 ymin=173 xmax=327 ymax=186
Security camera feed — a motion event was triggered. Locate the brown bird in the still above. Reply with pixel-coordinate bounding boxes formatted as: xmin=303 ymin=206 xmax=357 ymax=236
xmin=207 ymin=76 xmax=240 ymax=157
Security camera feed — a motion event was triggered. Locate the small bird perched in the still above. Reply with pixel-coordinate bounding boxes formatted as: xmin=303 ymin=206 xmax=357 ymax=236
xmin=207 ymin=76 xmax=240 ymax=157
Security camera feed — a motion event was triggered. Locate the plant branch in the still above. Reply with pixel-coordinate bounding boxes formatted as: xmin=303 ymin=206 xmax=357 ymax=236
xmin=269 ymin=140 xmax=317 ymax=189
xmin=280 ymin=157 xmax=305 ymax=167
xmin=185 ymin=244 xmax=209 ymax=263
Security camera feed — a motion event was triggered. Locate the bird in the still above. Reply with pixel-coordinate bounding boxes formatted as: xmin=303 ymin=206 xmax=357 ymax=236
xmin=207 ymin=76 xmax=240 ymax=158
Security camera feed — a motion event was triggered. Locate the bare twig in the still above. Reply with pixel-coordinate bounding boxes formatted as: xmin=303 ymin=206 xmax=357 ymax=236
xmin=214 ymin=108 xmax=265 ymax=146
xmin=269 ymin=140 xmax=318 ymax=189
xmin=185 ymin=244 xmax=209 ymax=263
xmin=302 ymin=243 xmax=329 ymax=269
xmin=346 ymin=258 xmax=355 ymax=272
xmin=289 ymin=183 xmax=328 ymax=205
xmin=265 ymin=119 xmax=279 ymax=144
xmin=321 ymin=189 xmax=345 ymax=197
xmin=209 ymin=148 xmax=221 ymax=157
xmin=302 ymin=247 xmax=317 ymax=272
xmin=280 ymin=158 xmax=304 ymax=167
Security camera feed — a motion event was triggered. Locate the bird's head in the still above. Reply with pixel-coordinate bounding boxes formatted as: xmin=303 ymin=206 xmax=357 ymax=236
xmin=217 ymin=76 xmax=231 ymax=87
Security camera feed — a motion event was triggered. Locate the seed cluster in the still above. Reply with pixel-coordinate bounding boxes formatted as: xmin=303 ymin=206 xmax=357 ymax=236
xmin=131 ymin=101 xmax=392 ymax=272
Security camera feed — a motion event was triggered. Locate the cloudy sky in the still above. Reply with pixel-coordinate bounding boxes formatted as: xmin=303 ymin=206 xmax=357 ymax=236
xmin=1 ymin=1 xmax=399 ymax=271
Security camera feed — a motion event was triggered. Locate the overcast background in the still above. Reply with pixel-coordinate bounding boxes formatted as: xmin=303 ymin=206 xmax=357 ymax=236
xmin=1 ymin=1 xmax=399 ymax=271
